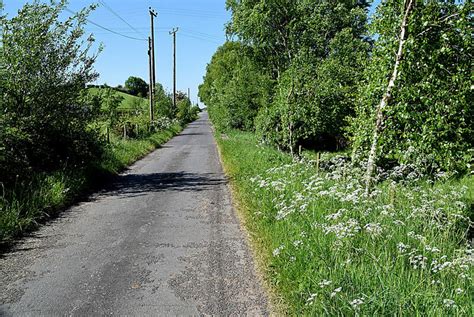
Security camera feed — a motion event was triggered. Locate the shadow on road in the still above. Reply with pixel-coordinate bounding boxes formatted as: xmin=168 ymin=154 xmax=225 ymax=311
xmin=0 ymin=172 xmax=227 ymax=256
xmin=103 ymin=172 xmax=227 ymax=198
xmin=174 ymin=133 xmax=206 ymax=137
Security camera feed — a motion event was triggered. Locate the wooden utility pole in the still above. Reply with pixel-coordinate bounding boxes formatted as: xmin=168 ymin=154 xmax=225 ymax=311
xmin=149 ymin=8 xmax=157 ymax=94
xmin=148 ymin=37 xmax=154 ymax=123
xmin=187 ymin=88 xmax=190 ymax=101
xmin=169 ymin=27 xmax=179 ymax=109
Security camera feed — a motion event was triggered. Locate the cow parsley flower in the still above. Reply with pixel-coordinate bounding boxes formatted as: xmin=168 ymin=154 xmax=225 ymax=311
xmin=350 ymin=298 xmax=364 ymax=309
xmin=293 ymin=240 xmax=303 ymax=248
xmin=306 ymin=293 xmax=317 ymax=305
xmin=319 ymin=279 xmax=332 ymax=288
xmin=443 ymin=299 xmax=456 ymax=308
xmin=397 ymin=242 xmax=409 ymax=253
xmin=330 ymin=287 xmax=342 ymax=298
xmin=273 ymin=245 xmax=284 ymax=257
xmin=364 ymin=223 xmax=383 ymax=236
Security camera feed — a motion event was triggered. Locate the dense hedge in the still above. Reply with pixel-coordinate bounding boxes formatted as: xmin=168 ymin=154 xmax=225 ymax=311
xmin=200 ymin=0 xmax=473 ymax=175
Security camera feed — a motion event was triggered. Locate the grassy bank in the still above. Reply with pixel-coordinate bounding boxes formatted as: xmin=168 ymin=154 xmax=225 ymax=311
xmin=88 ymin=87 xmax=146 ymax=112
xmin=217 ymin=130 xmax=474 ymax=315
xmin=0 ymin=124 xmax=181 ymax=242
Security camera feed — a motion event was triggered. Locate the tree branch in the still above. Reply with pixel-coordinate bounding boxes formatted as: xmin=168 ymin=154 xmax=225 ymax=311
xmin=416 ymin=13 xmax=460 ymax=38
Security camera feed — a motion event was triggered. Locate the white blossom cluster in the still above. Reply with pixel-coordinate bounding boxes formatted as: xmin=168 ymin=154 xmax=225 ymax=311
xmin=153 ymin=117 xmax=179 ymax=130
xmin=249 ymin=155 xmax=473 ymax=312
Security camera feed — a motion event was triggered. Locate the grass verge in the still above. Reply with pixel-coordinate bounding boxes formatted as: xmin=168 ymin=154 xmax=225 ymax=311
xmin=217 ymin=130 xmax=473 ymax=315
xmin=0 ymin=124 xmax=181 ymax=242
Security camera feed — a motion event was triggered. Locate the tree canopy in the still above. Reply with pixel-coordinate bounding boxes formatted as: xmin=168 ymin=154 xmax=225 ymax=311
xmin=350 ymin=0 xmax=473 ymax=175
xmin=124 ymin=76 xmax=148 ymax=97
xmin=199 ymin=41 xmax=272 ymax=131
xmin=200 ymin=0 xmax=472 ymax=175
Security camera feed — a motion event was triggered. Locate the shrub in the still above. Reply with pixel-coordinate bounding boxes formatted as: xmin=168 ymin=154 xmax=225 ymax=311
xmin=0 ymin=1 xmax=102 ymax=184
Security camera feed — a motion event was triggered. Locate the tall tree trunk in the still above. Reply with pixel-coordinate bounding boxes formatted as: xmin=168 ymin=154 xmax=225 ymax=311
xmin=365 ymin=0 xmax=415 ymax=194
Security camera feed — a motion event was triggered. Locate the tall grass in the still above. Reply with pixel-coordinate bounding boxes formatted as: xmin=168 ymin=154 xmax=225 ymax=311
xmin=0 ymin=124 xmax=181 ymax=242
xmin=217 ymin=130 xmax=473 ymax=315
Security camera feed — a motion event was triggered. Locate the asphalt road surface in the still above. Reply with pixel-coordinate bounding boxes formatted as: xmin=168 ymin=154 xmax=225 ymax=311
xmin=0 ymin=112 xmax=268 ymax=316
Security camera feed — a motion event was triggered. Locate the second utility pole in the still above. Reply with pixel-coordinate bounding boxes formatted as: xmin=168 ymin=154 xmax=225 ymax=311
xmin=169 ymin=27 xmax=179 ymax=109
xmin=149 ymin=7 xmax=157 ymax=123
xmin=149 ymin=8 xmax=157 ymax=94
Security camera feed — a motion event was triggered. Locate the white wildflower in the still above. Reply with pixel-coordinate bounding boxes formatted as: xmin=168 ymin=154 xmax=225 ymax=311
xmin=443 ymin=299 xmax=456 ymax=308
xmin=350 ymin=298 xmax=364 ymax=309
xmin=380 ymin=204 xmax=394 ymax=216
xmin=293 ymin=240 xmax=303 ymax=248
xmin=425 ymin=245 xmax=441 ymax=253
xmin=364 ymin=223 xmax=383 ymax=236
xmin=330 ymin=287 xmax=342 ymax=298
xmin=431 ymin=261 xmax=452 ymax=273
xmin=322 ymin=219 xmax=361 ymax=239
xmin=393 ymin=219 xmax=405 ymax=226
xmin=306 ymin=293 xmax=317 ymax=305
xmin=319 ymin=279 xmax=332 ymax=288
xmin=270 ymin=180 xmax=286 ymax=191
xmin=273 ymin=245 xmax=284 ymax=257
xmin=325 ymin=209 xmax=345 ymax=221
xmin=397 ymin=242 xmax=410 ymax=253
xmin=407 ymin=231 xmax=426 ymax=242
xmin=409 ymin=254 xmax=428 ymax=269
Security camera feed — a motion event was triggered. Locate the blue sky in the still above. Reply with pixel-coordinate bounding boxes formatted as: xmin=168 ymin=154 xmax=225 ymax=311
xmin=4 ymin=0 xmax=381 ymax=106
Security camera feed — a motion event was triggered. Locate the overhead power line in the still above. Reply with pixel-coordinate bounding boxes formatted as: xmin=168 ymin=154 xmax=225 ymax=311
xmin=97 ymin=0 xmax=144 ymax=37
xmin=65 ymin=8 xmax=147 ymax=42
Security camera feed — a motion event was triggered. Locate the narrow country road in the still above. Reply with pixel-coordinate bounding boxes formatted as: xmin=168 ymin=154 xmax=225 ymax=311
xmin=0 ymin=113 xmax=268 ymax=316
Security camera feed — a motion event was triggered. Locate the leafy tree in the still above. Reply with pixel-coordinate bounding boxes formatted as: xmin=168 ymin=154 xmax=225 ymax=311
xmin=199 ymin=41 xmax=272 ymax=131
xmin=226 ymin=0 xmax=370 ymax=78
xmin=210 ymin=0 xmax=371 ymax=152
xmin=100 ymin=88 xmax=124 ymax=142
xmin=350 ymin=0 xmax=473 ymax=176
xmin=154 ymin=83 xmax=174 ymax=119
xmin=124 ymin=76 xmax=148 ymax=97
xmin=0 ymin=0 xmax=101 ymax=183
xmin=226 ymin=0 xmax=298 ymax=79
xmin=253 ymin=0 xmax=371 ymax=152
xmin=173 ymin=92 xmax=198 ymax=124
xmin=176 ymin=98 xmax=191 ymax=124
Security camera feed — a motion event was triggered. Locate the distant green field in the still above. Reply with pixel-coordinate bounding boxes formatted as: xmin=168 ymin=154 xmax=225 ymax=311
xmin=88 ymin=87 xmax=147 ymax=112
